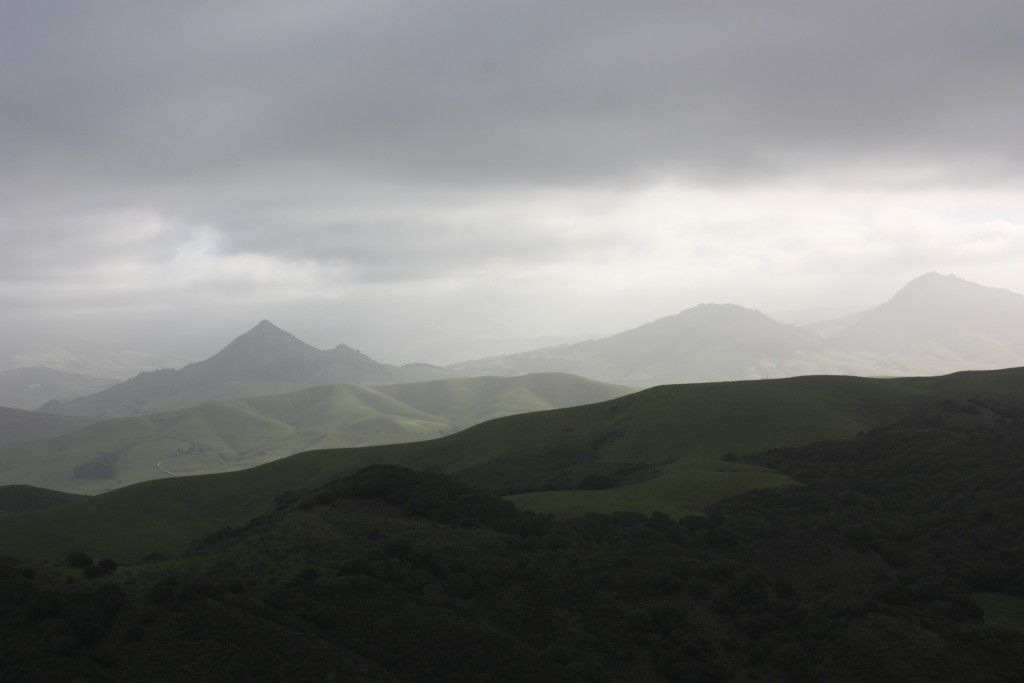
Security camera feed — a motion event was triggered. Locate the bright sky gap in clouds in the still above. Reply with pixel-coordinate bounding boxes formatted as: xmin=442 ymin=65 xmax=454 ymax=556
xmin=1 ymin=0 xmax=1022 ymax=363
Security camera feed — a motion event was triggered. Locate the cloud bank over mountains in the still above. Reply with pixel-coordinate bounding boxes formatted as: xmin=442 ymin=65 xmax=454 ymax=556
xmin=2 ymin=0 xmax=1022 ymax=361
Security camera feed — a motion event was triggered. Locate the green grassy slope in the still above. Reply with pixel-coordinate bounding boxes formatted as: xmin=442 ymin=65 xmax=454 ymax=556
xmin=0 ymin=373 xmax=633 ymax=495
xmin=1 ymin=367 xmax=1020 ymax=562
xmin=434 ymin=373 xmax=941 ymax=517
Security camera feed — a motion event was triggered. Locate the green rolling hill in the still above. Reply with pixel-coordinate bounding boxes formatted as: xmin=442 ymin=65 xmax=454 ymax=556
xmin=0 ymin=373 xmax=633 ymax=495
xmin=1 ymin=366 xmax=1020 ymax=563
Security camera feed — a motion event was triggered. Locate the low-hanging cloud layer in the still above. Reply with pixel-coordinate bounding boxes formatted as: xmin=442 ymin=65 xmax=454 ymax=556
xmin=2 ymin=0 xmax=1022 ymax=363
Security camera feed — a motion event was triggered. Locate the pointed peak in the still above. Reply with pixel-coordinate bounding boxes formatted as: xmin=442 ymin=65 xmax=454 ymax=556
xmin=860 ymin=272 xmax=1024 ymax=325
xmin=232 ymin=320 xmax=302 ymax=344
xmin=904 ymin=271 xmax=960 ymax=287
xmin=626 ymin=302 xmax=783 ymax=338
xmin=250 ymin=319 xmax=286 ymax=334
xmin=890 ymin=272 xmax=985 ymax=302
xmin=678 ymin=303 xmax=767 ymax=319
xmin=210 ymin=320 xmax=319 ymax=360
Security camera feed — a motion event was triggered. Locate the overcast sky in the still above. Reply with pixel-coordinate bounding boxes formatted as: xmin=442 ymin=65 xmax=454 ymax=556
xmin=2 ymin=0 xmax=1022 ymax=364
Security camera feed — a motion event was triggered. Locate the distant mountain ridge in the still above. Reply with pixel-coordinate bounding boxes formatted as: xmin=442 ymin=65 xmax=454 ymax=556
xmin=452 ymin=273 xmax=1024 ymax=385
xmin=28 ymin=273 xmax=1024 ymax=415
xmin=816 ymin=272 xmax=1024 ymax=372
xmin=450 ymin=303 xmax=875 ymax=384
xmin=187 ymin=319 xmax=388 ymax=384
xmin=40 ymin=320 xmax=453 ymax=419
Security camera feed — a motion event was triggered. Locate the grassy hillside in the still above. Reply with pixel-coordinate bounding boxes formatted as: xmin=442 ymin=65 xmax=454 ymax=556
xmin=6 ymin=422 xmax=1024 ymax=682
xmin=2 ymin=367 xmax=1021 ymax=562
xmin=0 ymin=373 xmax=633 ymax=495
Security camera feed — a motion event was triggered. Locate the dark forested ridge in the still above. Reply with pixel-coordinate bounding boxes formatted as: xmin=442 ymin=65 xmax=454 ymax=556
xmin=4 ymin=400 xmax=1024 ymax=681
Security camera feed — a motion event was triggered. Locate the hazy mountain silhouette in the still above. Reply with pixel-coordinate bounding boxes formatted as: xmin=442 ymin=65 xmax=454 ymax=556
xmin=451 ymin=303 xmax=877 ymax=385
xmin=452 ymin=274 xmax=1024 ymax=386
xmin=192 ymin=319 xmax=389 ymax=384
xmin=40 ymin=320 xmax=452 ymax=419
xmin=28 ymin=274 xmax=1024 ymax=412
xmin=815 ymin=272 xmax=1024 ymax=374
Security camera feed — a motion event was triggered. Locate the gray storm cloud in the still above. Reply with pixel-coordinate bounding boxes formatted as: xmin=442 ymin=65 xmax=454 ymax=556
xmin=1 ymin=0 xmax=1022 ymax=359
xmin=3 ymin=0 xmax=1022 ymax=196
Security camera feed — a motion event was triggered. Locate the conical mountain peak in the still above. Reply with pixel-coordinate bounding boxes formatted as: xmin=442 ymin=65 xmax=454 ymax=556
xmin=36 ymin=321 xmax=444 ymax=420
xmin=680 ymin=302 xmax=764 ymax=320
xmin=239 ymin=319 xmax=300 ymax=341
xmin=252 ymin=319 xmax=284 ymax=333
xmin=826 ymin=272 xmax=1024 ymax=354
xmin=888 ymin=272 xmax=970 ymax=303
xmin=215 ymin=320 xmax=318 ymax=357
xmin=880 ymin=272 xmax=1021 ymax=313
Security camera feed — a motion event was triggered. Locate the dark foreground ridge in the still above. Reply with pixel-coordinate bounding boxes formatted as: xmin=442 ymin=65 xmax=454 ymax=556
xmin=3 ymin=403 xmax=1024 ymax=681
xmin=0 ymin=484 xmax=87 ymax=513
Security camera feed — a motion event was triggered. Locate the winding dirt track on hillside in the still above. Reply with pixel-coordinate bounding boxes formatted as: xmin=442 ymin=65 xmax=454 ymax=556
xmin=155 ymin=460 xmax=179 ymax=477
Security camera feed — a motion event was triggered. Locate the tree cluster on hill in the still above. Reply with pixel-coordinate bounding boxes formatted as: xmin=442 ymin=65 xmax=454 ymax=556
xmin=72 ymin=452 xmax=119 ymax=480
xmin=2 ymin=410 xmax=1024 ymax=681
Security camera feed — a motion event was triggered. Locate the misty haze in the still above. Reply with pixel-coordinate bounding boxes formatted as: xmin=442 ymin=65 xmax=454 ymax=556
xmin=1 ymin=1 xmax=1023 ymax=681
